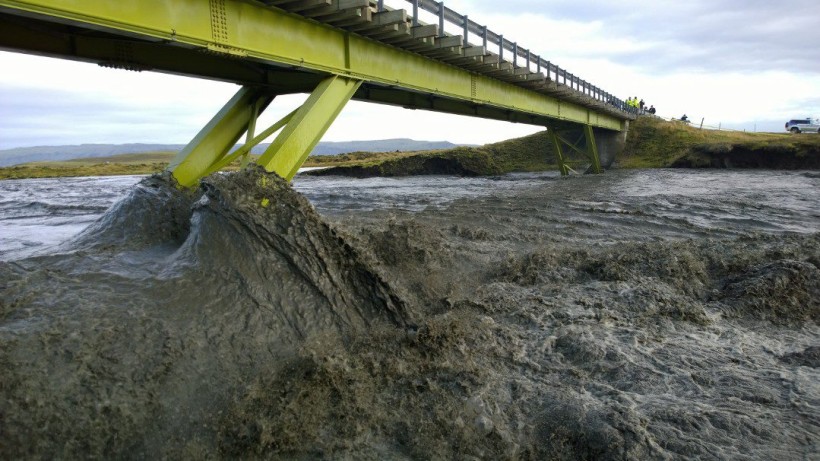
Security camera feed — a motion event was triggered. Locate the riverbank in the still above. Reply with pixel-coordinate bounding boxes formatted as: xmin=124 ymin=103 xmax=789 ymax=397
xmin=2 ymin=118 xmax=818 ymax=180
xmin=311 ymin=117 xmax=820 ymax=177
xmin=621 ymin=117 xmax=820 ymax=169
xmin=0 ymin=152 xmax=172 ymax=179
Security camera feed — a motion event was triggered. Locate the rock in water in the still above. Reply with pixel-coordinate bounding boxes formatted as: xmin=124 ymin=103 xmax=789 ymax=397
xmin=0 ymin=167 xmax=410 ymax=458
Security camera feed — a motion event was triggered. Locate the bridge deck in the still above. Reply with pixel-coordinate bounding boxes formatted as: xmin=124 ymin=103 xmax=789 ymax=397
xmin=267 ymin=0 xmax=632 ymax=121
xmin=0 ymin=0 xmax=632 ymax=132
xmin=0 ymin=0 xmax=632 ymax=184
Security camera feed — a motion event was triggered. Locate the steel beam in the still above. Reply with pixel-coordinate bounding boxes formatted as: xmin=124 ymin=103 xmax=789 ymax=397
xmin=258 ymin=75 xmax=362 ymax=180
xmin=167 ymin=87 xmax=274 ymax=188
xmin=584 ymin=124 xmax=602 ymax=174
xmin=546 ymin=124 xmax=603 ymax=176
xmin=547 ymin=127 xmax=571 ymax=177
xmin=0 ymin=0 xmax=626 ymax=131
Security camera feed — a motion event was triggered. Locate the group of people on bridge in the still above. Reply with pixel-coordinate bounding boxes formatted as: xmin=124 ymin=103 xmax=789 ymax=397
xmin=627 ymin=97 xmax=656 ymax=115
xmin=609 ymin=96 xmax=656 ymax=115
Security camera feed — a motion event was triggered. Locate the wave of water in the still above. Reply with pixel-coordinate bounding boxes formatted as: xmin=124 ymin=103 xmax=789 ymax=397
xmin=0 ymin=168 xmax=818 ymax=459
xmin=2 ymin=169 xmax=816 ymax=261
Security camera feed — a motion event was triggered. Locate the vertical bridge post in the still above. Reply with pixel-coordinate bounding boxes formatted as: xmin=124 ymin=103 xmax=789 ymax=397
xmin=583 ymin=124 xmax=602 ymax=174
xmin=167 ymin=75 xmax=362 ymax=187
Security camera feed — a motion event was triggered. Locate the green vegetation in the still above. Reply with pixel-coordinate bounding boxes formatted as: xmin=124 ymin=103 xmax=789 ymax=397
xmin=306 ymin=132 xmax=556 ymax=177
xmin=2 ymin=118 xmax=817 ymax=180
xmin=309 ymin=118 xmax=819 ymax=176
xmin=0 ymin=152 xmax=176 ymax=179
xmin=621 ymin=117 xmax=820 ymax=168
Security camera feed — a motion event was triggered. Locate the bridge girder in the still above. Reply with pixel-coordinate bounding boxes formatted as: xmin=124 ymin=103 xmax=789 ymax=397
xmin=0 ymin=0 xmax=627 ymax=132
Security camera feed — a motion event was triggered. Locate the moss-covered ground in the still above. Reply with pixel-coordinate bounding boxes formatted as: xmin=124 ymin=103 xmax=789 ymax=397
xmin=620 ymin=117 xmax=820 ymax=169
xmin=2 ymin=117 xmax=818 ymax=180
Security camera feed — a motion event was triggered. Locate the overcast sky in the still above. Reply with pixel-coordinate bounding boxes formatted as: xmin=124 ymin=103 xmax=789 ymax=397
xmin=1 ymin=0 xmax=819 ymax=149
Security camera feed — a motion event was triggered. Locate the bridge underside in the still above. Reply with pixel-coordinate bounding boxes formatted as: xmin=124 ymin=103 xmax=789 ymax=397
xmin=0 ymin=1 xmax=632 ymax=185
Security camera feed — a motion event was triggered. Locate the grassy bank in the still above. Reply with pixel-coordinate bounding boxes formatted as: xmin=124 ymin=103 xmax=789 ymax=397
xmin=621 ymin=117 xmax=820 ymax=168
xmin=306 ymin=131 xmax=556 ymax=177
xmin=0 ymin=134 xmax=559 ymax=180
xmin=311 ymin=117 xmax=820 ymax=177
xmin=0 ymin=152 xmax=175 ymax=179
xmin=3 ymin=118 xmax=818 ymax=180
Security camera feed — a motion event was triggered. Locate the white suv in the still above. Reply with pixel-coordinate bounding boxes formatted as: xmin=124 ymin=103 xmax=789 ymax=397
xmin=785 ymin=118 xmax=820 ymax=133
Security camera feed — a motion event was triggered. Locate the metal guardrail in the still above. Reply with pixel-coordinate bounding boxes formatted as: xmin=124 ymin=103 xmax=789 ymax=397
xmin=375 ymin=0 xmax=636 ymax=116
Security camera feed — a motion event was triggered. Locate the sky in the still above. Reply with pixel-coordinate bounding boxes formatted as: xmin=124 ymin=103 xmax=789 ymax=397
xmin=1 ymin=0 xmax=819 ymax=150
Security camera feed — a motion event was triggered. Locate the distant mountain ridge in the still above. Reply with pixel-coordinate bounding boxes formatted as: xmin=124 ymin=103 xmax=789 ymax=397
xmin=0 ymin=139 xmax=466 ymax=167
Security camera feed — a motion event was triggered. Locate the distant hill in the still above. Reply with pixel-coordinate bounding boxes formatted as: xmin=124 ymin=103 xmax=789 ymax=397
xmin=0 ymin=139 xmax=465 ymax=167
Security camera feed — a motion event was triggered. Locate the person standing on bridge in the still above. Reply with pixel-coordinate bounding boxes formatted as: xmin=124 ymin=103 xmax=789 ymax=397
xmin=639 ymin=99 xmax=645 ymax=110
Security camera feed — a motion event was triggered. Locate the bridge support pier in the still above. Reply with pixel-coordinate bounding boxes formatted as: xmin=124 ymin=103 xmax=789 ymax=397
xmin=546 ymin=124 xmax=603 ymax=176
xmin=257 ymin=76 xmax=362 ymax=181
xmin=167 ymin=87 xmax=275 ymax=188
xmin=594 ymin=122 xmax=629 ymax=169
xmin=167 ymin=75 xmax=362 ymax=188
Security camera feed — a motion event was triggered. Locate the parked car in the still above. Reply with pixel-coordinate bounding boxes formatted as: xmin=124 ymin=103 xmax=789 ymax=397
xmin=785 ymin=118 xmax=820 ymax=133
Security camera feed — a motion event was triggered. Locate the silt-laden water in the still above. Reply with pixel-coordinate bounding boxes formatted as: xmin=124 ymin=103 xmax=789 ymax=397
xmin=0 ymin=168 xmax=818 ymax=459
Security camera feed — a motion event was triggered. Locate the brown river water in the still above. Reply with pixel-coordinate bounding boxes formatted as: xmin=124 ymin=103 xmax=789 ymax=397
xmin=0 ymin=167 xmax=818 ymax=459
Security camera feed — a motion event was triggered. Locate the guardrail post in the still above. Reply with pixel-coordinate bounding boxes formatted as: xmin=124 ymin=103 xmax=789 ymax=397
xmin=438 ymin=1 xmax=444 ymax=38
xmin=398 ymin=0 xmax=627 ymax=114
xmin=513 ymin=43 xmax=518 ymax=66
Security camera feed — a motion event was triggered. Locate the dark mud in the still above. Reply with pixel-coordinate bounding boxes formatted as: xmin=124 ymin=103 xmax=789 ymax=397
xmin=673 ymin=143 xmax=820 ymax=169
xmin=0 ymin=167 xmax=409 ymax=458
xmin=1 ymin=168 xmax=819 ymax=459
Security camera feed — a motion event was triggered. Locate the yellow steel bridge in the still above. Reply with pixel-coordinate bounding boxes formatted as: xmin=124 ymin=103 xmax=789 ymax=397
xmin=0 ymin=0 xmax=636 ymax=186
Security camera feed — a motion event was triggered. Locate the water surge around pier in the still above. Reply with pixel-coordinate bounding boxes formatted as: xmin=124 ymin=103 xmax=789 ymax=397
xmin=1 ymin=168 xmax=818 ymax=459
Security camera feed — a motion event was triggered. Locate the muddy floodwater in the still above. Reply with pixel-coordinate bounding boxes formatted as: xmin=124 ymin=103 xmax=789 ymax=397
xmin=0 ymin=168 xmax=818 ymax=459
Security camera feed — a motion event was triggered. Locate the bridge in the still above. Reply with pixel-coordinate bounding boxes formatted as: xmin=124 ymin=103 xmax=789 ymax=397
xmin=0 ymin=0 xmax=637 ymax=186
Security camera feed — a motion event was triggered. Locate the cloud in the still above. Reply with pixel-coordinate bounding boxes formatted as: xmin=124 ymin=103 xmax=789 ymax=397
xmin=0 ymin=83 xmax=231 ymax=149
xmin=393 ymin=0 xmax=820 ymax=130
xmin=439 ymin=0 xmax=820 ymax=74
xmin=0 ymin=64 xmax=543 ymax=149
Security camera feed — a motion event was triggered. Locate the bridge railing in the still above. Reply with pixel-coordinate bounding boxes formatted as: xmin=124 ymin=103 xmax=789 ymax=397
xmin=385 ymin=0 xmax=636 ymax=116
